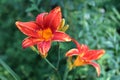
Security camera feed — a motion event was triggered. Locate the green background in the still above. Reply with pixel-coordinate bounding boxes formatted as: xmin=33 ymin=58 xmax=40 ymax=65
xmin=0 ymin=0 xmax=120 ymax=80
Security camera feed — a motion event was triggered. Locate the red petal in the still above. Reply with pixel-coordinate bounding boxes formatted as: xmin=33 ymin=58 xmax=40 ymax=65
xmin=79 ymin=44 xmax=89 ymax=53
xmin=66 ymin=49 xmax=79 ymax=57
xmin=16 ymin=21 xmax=39 ymax=37
xmin=44 ymin=7 xmax=62 ymax=32
xmin=72 ymin=39 xmax=89 ymax=51
xmin=83 ymin=49 xmax=105 ymax=60
xmin=22 ymin=37 xmax=43 ymax=48
xmin=37 ymin=41 xmax=51 ymax=57
xmin=36 ymin=13 xmax=48 ymax=28
xmin=72 ymin=39 xmax=82 ymax=50
xmin=52 ymin=31 xmax=71 ymax=42
xmin=88 ymin=62 xmax=101 ymax=76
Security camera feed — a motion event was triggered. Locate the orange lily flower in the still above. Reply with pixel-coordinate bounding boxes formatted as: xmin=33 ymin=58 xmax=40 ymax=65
xmin=66 ymin=39 xmax=105 ymax=76
xmin=15 ymin=7 xmax=71 ymax=57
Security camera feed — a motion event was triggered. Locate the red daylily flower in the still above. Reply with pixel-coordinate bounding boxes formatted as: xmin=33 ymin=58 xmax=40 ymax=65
xmin=15 ymin=7 xmax=71 ymax=57
xmin=66 ymin=39 xmax=105 ymax=76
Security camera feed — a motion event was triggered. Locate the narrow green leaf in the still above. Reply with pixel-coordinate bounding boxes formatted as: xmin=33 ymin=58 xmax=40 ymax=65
xmin=0 ymin=59 xmax=20 ymax=80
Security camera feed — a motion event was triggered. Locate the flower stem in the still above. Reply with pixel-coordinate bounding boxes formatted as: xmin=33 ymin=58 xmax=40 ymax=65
xmin=30 ymin=46 xmax=56 ymax=70
xmin=63 ymin=66 xmax=69 ymax=80
xmin=30 ymin=46 xmax=61 ymax=79
xmin=57 ymin=42 xmax=60 ymax=69
xmin=30 ymin=46 xmax=39 ymax=54
xmin=44 ymin=58 xmax=57 ymax=71
xmin=63 ymin=58 xmax=72 ymax=80
xmin=44 ymin=58 xmax=61 ymax=80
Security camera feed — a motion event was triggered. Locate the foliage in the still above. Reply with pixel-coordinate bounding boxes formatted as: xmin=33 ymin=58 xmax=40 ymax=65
xmin=0 ymin=0 xmax=120 ymax=80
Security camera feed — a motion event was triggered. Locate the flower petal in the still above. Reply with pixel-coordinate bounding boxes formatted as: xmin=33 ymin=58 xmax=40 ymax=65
xmin=88 ymin=61 xmax=101 ymax=76
xmin=52 ymin=31 xmax=71 ymax=42
xmin=83 ymin=49 xmax=105 ymax=60
xmin=72 ymin=39 xmax=89 ymax=52
xmin=79 ymin=44 xmax=89 ymax=53
xmin=37 ymin=41 xmax=51 ymax=57
xmin=16 ymin=21 xmax=39 ymax=37
xmin=72 ymin=39 xmax=82 ymax=50
xmin=66 ymin=49 xmax=79 ymax=57
xmin=44 ymin=6 xmax=62 ymax=32
xmin=22 ymin=37 xmax=43 ymax=48
xmin=73 ymin=56 xmax=87 ymax=66
xmin=36 ymin=13 xmax=48 ymax=28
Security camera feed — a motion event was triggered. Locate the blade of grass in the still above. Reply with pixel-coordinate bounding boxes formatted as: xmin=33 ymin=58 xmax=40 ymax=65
xmin=0 ymin=59 xmax=20 ymax=80
xmin=112 ymin=7 xmax=120 ymax=20
xmin=0 ymin=75 xmax=7 ymax=80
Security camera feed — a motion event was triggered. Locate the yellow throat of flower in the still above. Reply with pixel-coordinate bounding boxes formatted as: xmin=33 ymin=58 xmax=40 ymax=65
xmin=73 ymin=56 xmax=89 ymax=67
xmin=38 ymin=28 xmax=53 ymax=41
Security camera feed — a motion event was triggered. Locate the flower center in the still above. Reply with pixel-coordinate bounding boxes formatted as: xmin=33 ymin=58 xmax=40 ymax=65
xmin=73 ymin=56 xmax=89 ymax=66
xmin=38 ymin=28 xmax=53 ymax=41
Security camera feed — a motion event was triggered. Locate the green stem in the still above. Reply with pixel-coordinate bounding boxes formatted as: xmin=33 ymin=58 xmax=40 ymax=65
xmin=31 ymin=46 xmax=56 ymax=70
xmin=30 ymin=46 xmax=61 ymax=79
xmin=44 ymin=58 xmax=57 ymax=71
xmin=63 ymin=66 xmax=69 ymax=80
xmin=63 ymin=58 xmax=72 ymax=80
xmin=44 ymin=58 xmax=62 ymax=80
xmin=57 ymin=42 xmax=60 ymax=68
xmin=30 ymin=46 xmax=39 ymax=54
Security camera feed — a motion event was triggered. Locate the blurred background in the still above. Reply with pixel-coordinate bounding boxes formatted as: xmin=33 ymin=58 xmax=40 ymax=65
xmin=0 ymin=0 xmax=120 ymax=80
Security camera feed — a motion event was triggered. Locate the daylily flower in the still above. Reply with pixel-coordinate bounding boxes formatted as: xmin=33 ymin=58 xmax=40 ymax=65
xmin=15 ymin=7 xmax=71 ymax=57
xmin=66 ymin=39 xmax=105 ymax=76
